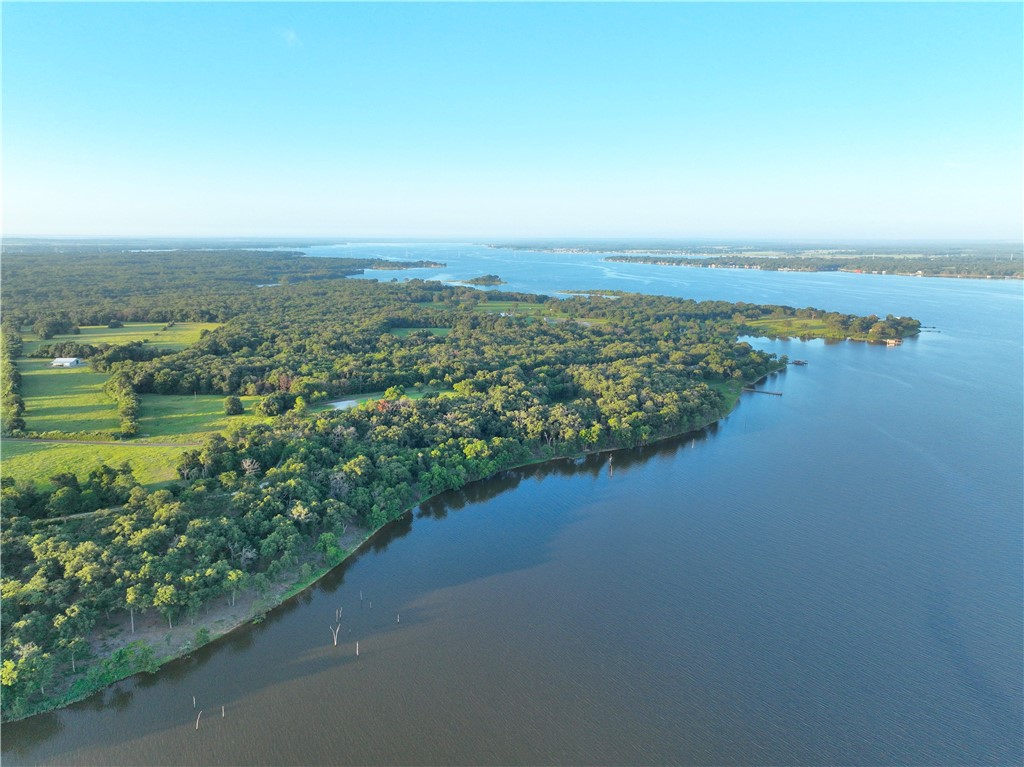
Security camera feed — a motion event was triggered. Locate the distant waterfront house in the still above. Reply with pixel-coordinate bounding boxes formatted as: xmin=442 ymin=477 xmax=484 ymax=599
xmin=51 ymin=357 xmax=85 ymax=367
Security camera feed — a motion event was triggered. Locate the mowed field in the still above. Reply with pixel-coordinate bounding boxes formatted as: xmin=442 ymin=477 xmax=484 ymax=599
xmin=2 ymin=395 xmax=265 ymax=489
xmin=744 ymin=317 xmax=832 ymax=336
xmin=18 ymin=360 xmax=120 ymax=434
xmin=1 ymin=441 xmax=185 ymax=488
xmin=20 ymin=322 xmax=220 ymax=356
xmin=474 ymin=300 xmax=567 ymax=318
xmin=135 ymin=393 xmax=266 ymax=443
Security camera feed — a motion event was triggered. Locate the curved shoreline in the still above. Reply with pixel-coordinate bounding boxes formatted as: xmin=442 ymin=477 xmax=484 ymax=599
xmin=3 ymin=370 xmax=780 ymax=722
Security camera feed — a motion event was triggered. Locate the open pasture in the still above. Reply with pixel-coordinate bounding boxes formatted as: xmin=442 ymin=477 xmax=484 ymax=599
xmin=135 ymin=393 xmax=265 ymax=443
xmin=20 ymin=322 xmax=220 ymax=356
xmin=744 ymin=317 xmax=832 ymax=337
xmin=0 ymin=440 xmax=184 ymax=489
xmin=474 ymin=300 xmax=563 ymax=318
xmin=18 ymin=360 xmax=120 ymax=434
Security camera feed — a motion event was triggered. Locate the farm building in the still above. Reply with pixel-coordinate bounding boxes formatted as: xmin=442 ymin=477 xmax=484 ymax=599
xmin=50 ymin=357 xmax=85 ymax=368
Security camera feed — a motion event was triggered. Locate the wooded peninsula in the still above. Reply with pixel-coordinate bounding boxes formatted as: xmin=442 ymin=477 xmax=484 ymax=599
xmin=0 ymin=246 xmax=920 ymax=721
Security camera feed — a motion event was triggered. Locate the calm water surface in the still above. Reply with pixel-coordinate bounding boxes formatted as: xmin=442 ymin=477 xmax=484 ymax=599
xmin=4 ymin=245 xmax=1021 ymax=765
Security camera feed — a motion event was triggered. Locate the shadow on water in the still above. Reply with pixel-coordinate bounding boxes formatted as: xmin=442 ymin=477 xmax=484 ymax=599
xmin=0 ymin=421 xmax=725 ymax=763
xmin=0 ymin=713 xmax=64 ymax=760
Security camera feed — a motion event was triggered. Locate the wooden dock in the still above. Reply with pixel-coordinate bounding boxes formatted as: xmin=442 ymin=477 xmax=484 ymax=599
xmin=742 ymin=387 xmax=783 ymax=396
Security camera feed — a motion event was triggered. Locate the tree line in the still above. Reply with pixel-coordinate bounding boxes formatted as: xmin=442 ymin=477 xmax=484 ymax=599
xmin=603 ymin=254 xmax=1023 ymax=279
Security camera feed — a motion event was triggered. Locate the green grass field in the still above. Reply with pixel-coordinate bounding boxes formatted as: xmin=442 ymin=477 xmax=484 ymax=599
xmin=21 ymin=322 xmax=220 ymax=356
xmin=474 ymin=300 xmax=610 ymax=326
xmin=135 ymin=393 xmax=266 ymax=443
xmin=0 ymin=440 xmax=185 ymax=488
xmin=388 ymin=327 xmax=452 ymax=338
xmin=18 ymin=360 xmax=121 ymax=434
xmin=474 ymin=300 xmax=564 ymax=318
xmin=745 ymin=317 xmax=832 ymax=336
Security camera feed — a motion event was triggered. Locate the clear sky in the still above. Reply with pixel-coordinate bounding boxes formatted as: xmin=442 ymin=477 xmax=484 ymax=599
xmin=2 ymin=2 xmax=1022 ymax=241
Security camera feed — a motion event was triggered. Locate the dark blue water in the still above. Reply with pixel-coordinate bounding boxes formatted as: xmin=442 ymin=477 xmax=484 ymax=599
xmin=4 ymin=244 xmax=1021 ymax=765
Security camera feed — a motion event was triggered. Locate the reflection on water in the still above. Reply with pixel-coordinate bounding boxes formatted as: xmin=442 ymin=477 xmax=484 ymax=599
xmin=3 ymin=249 xmax=1020 ymax=766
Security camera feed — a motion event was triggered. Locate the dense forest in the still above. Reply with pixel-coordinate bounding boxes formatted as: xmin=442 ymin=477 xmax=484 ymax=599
xmin=0 ymin=248 xmax=444 ymax=326
xmin=0 ymin=246 xmax=917 ymax=720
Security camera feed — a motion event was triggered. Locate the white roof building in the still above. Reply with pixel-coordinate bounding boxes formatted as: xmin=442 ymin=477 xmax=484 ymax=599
xmin=51 ymin=357 xmax=85 ymax=367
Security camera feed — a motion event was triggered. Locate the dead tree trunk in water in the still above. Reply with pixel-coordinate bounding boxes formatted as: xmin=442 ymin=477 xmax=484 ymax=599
xmin=330 ymin=624 xmax=341 ymax=646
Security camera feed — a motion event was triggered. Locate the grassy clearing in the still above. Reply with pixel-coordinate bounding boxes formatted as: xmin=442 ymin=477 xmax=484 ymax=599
xmin=745 ymin=317 xmax=901 ymax=341
xmin=474 ymin=300 xmax=610 ymax=326
xmin=0 ymin=440 xmax=184 ymax=489
xmin=745 ymin=317 xmax=832 ymax=336
xmin=18 ymin=360 xmax=120 ymax=434
xmin=21 ymin=322 xmax=220 ymax=356
xmin=135 ymin=393 xmax=266 ymax=443
xmin=475 ymin=300 xmax=565 ymax=318
xmin=3 ymin=392 xmax=267 ymax=488
xmin=707 ymin=380 xmax=746 ymax=412
xmin=388 ymin=327 xmax=452 ymax=338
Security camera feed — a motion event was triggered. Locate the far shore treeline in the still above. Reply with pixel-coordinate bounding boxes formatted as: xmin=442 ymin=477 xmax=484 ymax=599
xmin=0 ymin=246 xmax=919 ymax=721
xmin=486 ymin=241 xmax=1023 ymax=279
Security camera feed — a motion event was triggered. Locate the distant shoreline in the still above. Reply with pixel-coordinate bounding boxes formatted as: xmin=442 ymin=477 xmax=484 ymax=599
xmin=485 ymin=245 xmax=1022 ymax=280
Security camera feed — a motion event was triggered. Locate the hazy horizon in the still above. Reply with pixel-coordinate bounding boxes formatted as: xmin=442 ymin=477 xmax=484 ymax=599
xmin=4 ymin=235 xmax=1021 ymax=248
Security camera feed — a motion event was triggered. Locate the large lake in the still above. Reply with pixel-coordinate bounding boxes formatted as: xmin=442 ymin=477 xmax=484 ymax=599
xmin=4 ymin=244 xmax=1021 ymax=765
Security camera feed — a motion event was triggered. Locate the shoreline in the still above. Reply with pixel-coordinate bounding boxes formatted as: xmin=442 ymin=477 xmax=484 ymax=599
xmin=3 ymin=370 xmax=779 ymax=723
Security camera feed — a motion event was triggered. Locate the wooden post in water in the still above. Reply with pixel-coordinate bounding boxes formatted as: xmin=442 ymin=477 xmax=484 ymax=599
xmin=193 ymin=696 xmax=196 ymax=709
xmin=221 ymin=705 xmax=225 ymax=718
xmin=355 ymin=641 xmax=359 ymax=657
xmin=196 ymin=710 xmax=202 ymax=730
xmin=396 ymin=612 xmax=400 ymax=624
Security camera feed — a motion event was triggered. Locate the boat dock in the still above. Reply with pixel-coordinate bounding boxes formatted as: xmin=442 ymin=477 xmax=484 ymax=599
xmin=742 ymin=388 xmax=783 ymax=396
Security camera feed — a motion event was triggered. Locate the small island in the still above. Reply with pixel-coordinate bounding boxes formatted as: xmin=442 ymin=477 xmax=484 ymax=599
xmin=463 ymin=274 xmax=505 ymax=286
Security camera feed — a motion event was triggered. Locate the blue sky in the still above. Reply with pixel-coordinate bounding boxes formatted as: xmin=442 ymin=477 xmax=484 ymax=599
xmin=3 ymin=2 xmax=1021 ymax=240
